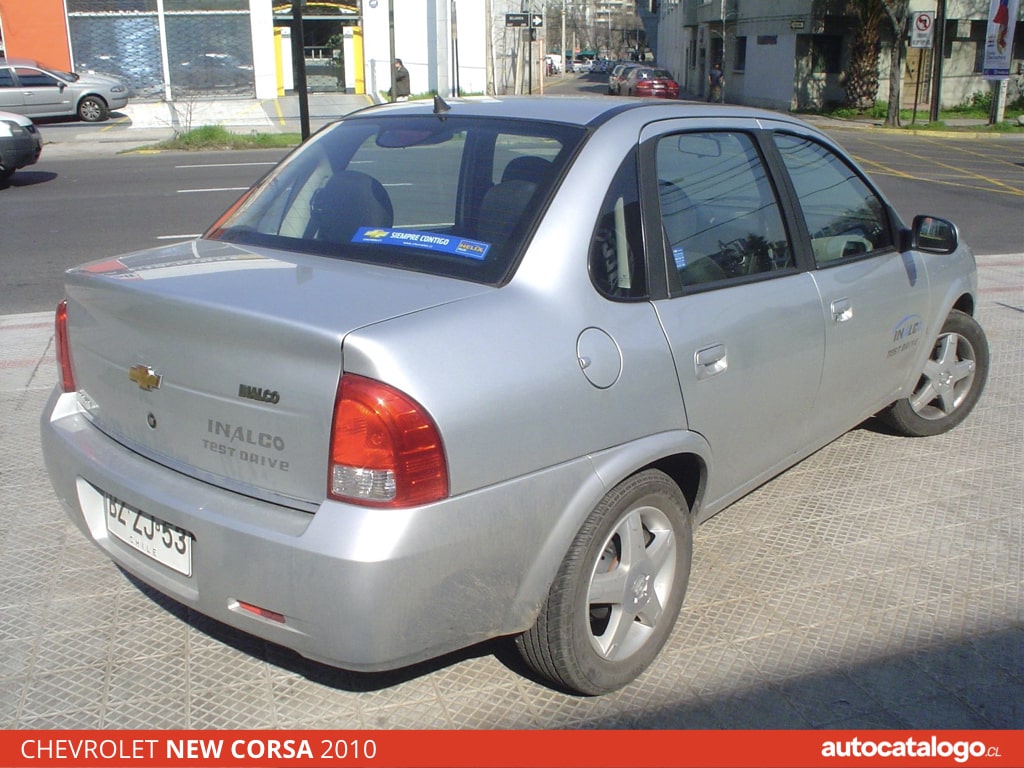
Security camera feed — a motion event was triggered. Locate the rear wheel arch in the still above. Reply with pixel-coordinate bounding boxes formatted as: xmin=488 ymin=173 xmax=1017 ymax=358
xmin=516 ymin=467 xmax=694 ymax=694
xmin=647 ymin=453 xmax=705 ymax=519
xmin=506 ymin=440 xmax=708 ymax=636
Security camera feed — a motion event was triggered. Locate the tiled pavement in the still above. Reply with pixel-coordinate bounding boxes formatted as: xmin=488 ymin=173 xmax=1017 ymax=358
xmin=1 ymin=254 xmax=1021 ymax=729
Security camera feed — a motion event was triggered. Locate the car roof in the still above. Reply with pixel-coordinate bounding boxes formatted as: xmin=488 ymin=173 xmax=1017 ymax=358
xmin=0 ymin=109 xmax=34 ymax=127
xmin=351 ymin=95 xmax=805 ymax=130
xmin=1 ymin=58 xmax=45 ymax=68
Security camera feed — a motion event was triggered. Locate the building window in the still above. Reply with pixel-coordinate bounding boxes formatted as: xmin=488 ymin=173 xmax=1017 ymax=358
xmin=734 ymin=36 xmax=747 ymax=71
xmin=807 ymin=35 xmax=842 ymax=74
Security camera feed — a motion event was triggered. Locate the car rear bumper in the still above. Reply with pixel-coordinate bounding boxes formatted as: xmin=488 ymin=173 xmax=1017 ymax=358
xmin=40 ymin=387 xmax=596 ymax=671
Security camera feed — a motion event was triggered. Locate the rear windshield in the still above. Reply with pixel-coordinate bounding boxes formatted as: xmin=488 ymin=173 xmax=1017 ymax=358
xmin=207 ymin=114 xmax=586 ymax=285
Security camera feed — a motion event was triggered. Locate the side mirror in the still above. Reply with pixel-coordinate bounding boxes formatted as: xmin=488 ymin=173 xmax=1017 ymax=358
xmin=906 ymin=214 xmax=958 ymax=254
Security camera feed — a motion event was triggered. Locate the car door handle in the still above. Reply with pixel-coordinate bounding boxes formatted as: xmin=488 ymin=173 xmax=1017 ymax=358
xmin=695 ymin=344 xmax=727 ymax=380
xmin=831 ymin=298 xmax=853 ymax=324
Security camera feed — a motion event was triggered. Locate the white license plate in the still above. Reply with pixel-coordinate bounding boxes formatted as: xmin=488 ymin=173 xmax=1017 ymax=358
xmin=104 ymin=494 xmax=193 ymax=576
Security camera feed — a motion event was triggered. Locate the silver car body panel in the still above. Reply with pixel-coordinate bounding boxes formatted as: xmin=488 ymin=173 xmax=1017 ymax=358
xmin=42 ymin=98 xmax=980 ymax=672
xmin=0 ymin=61 xmax=129 ymax=119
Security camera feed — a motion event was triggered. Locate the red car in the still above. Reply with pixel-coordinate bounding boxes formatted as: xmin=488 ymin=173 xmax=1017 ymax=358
xmin=623 ymin=67 xmax=680 ymax=99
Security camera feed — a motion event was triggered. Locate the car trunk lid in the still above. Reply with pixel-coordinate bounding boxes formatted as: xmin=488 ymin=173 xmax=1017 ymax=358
xmin=62 ymin=239 xmax=488 ymax=510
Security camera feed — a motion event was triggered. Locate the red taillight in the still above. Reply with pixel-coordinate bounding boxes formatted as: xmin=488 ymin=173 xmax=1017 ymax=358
xmin=329 ymin=374 xmax=448 ymax=507
xmin=55 ymin=300 xmax=76 ymax=393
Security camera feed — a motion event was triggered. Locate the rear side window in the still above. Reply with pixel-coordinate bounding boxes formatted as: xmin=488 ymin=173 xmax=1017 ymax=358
xmin=590 ymin=152 xmax=645 ymax=299
xmin=773 ymin=133 xmax=893 ymax=265
xmin=209 ymin=115 xmax=584 ymax=285
xmin=656 ymin=131 xmax=793 ymax=289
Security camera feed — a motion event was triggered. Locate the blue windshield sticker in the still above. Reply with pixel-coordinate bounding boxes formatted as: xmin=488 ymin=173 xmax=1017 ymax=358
xmin=353 ymin=228 xmax=491 ymax=260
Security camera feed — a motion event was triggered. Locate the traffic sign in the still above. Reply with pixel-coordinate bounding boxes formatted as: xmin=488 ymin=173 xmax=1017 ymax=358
xmin=910 ymin=11 xmax=934 ymax=48
xmin=505 ymin=13 xmax=529 ymax=28
xmin=531 ymin=14 xmax=543 ymax=27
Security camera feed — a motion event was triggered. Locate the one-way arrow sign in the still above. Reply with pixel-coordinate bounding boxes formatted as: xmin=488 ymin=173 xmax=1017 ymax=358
xmin=532 ymin=14 xmax=543 ymax=27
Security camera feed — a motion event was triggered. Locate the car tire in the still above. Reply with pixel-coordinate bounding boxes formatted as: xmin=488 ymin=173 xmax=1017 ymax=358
xmin=77 ymin=96 xmax=109 ymax=122
xmin=516 ymin=469 xmax=692 ymax=695
xmin=883 ymin=309 xmax=989 ymax=437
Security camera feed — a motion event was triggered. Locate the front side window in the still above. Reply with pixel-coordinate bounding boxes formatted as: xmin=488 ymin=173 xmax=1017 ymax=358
xmin=208 ymin=115 xmax=584 ymax=285
xmin=773 ymin=133 xmax=893 ymax=266
xmin=15 ymin=67 xmax=61 ymax=88
xmin=656 ymin=131 xmax=793 ymax=289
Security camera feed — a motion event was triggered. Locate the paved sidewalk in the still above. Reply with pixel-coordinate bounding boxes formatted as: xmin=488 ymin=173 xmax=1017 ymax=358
xmin=1 ymin=253 xmax=1021 ymax=729
xmin=38 ymin=93 xmax=374 ymax=158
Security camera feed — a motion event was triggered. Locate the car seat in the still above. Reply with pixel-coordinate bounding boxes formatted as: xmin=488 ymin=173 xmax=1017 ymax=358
xmin=307 ymin=170 xmax=394 ymax=244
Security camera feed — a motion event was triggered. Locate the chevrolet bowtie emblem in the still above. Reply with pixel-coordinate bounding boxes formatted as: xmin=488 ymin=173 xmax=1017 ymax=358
xmin=128 ymin=365 xmax=162 ymax=391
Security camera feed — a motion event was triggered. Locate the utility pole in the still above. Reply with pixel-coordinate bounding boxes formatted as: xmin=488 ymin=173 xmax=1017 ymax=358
xmin=720 ymin=0 xmax=727 ymax=101
xmin=291 ymin=0 xmax=310 ymax=140
xmin=484 ymin=0 xmax=493 ymax=94
xmin=928 ymin=0 xmax=946 ymax=123
xmin=388 ymin=0 xmax=396 ymax=101
xmin=561 ymin=0 xmax=566 ymax=76
xmin=451 ymin=0 xmax=460 ymax=98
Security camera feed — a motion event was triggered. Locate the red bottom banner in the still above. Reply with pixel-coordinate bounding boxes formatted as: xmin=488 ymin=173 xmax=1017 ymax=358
xmin=1 ymin=730 xmax=1020 ymax=768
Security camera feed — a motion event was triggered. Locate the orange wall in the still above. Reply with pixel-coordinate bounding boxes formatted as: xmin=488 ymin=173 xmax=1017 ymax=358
xmin=0 ymin=0 xmax=71 ymax=69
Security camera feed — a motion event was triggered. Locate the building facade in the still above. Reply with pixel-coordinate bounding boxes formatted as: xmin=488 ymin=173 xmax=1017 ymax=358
xmin=655 ymin=0 xmax=1023 ymax=110
xmin=0 ymin=0 xmax=492 ymax=102
xmin=1 ymin=1 xmax=1019 ymax=111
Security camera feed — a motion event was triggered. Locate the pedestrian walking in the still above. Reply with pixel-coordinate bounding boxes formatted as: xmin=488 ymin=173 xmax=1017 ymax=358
xmin=391 ymin=58 xmax=411 ymax=102
xmin=707 ymin=62 xmax=725 ymax=103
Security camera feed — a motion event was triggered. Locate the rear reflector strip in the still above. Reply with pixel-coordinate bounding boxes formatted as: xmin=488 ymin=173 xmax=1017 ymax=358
xmin=236 ymin=600 xmax=285 ymax=624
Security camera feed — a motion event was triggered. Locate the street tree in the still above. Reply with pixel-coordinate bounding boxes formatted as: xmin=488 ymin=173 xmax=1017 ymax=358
xmin=880 ymin=0 xmax=912 ymax=127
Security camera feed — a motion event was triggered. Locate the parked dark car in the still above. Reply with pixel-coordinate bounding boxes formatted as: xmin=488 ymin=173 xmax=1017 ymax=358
xmin=0 ymin=109 xmax=42 ymax=181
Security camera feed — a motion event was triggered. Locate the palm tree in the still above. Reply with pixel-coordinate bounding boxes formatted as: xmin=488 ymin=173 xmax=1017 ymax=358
xmin=845 ymin=0 xmax=885 ymax=110
xmin=837 ymin=0 xmax=911 ymax=126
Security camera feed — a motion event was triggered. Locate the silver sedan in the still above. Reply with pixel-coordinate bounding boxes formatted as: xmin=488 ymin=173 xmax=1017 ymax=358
xmin=0 ymin=58 xmax=129 ymax=122
xmin=41 ymin=97 xmax=988 ymax=695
